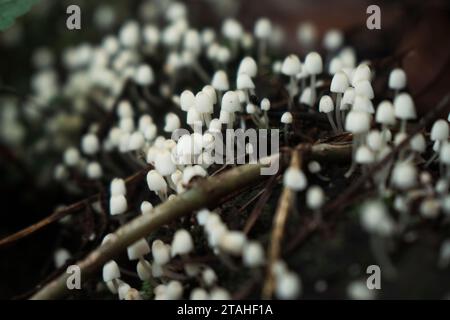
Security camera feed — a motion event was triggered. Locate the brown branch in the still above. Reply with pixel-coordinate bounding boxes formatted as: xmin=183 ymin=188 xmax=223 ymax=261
xmin=262 ymin=148 xmax=302 ymax=299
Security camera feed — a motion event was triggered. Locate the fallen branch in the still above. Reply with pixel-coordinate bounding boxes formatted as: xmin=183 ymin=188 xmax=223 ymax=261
xmin=262 ymin=148 xmax=302 ymax=299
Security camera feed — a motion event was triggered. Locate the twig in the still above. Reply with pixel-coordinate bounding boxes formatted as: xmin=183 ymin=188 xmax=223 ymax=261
xmin=262 ymin=149 xmax=302 ymax=299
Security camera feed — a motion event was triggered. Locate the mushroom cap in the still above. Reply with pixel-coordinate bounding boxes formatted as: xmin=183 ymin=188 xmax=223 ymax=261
xmin=134 ymin=64 xmax=154 ymax=86
xmin=388 ymin=68 xmax=407 ymax=90
xmin=81 ymin=134 xmax=100 ymax=155
xmin=283 ymin=167 xmax=307 ymax=191
xmin=221 ymin=91 xmax=240 ymax=112
xmin=341 ymin=87 xmax=355 ymax=109
xmin=319 ymin=95 xmax=334 ymax=113
xmin=299 ymin=87 xmax=313 ymax=106
xmin=211 ymin=70 xmax=229 ymax=91
xmin=180 ymin=90 xmax=195 ymax=111
xmin=195 ymin=91 xmax=214 ymax=114
xmin=236 ymin=73 xmax=255 ymax=90
xmin=354 ymin=80 xmax=374 ymax=99
xmin=330 ymin=71 xmax=349 ymax=93
xmin=219 ymin=231 xmax=247 ymax=256
xmin=410 ymin=133 xmax=426 ymax=153
xmin=146 ymin=170 xmax=167 ymax=192
xmin=222 ymin=18 xmax=243 ymax=40
xmin=345 ymin=110 xmax=371 ymax=134
xmin=183 ymin=29 xmax=201 ymax=55
xmin=392 ymin=161 xmax=417 ymax=190
xmin=376 ymin=101 xmax=396 ymax=125
xmin=304 ymin=52 xmax=323 ymax=75
xmin=152 ymin=240 xmax=170 ymax=265
xmin=164 ymin=113 xmax=181 ymax=133
xmin=323 ymin=29 xmax=344 ymax=51
xmin=155 ymin=150 xmax=176 ymax=176
xmin=110 ymin=195 xmax=127 ymax=215
xmin=254 ymin=17 xmax=272 ymax=39
xmin=102 ymin=260 xmax=121 ymax=282
xmin=128 ymin=131 xmax=145 ymax=150
xmin=110 ymin=178 xmax=126 ymax=196
xmin=355 ymin=145 xmax=375 ymax=164
xmin=440 ymin=142 xmax=450 ymax=165
xmin=260 ymin=98 xmax=271 ymax=111
xmin=351 ymin=64 xmax=371 ymax=86
xmin=353 ymin=95 xmax=374 ymax=113
xmin=243 ymin=241 xmax=265 ymax=267
xmin=431 ymin=119 xmax=449 ymax=141
xmin=306 ymin=186 xmax=325 ymax=210
xmin=281 ymin=111 xmax=293 ymax=124
xmin=328 ymin=57 xmax=343 ymax=75
xmin=238 ymin=56 xmax=258 ymax=77
xmin=127 ymin=238 xmax=151 ymax=260
xmin=171 ymin=229 xmax=194 ymax=256
xmin=281 ymin=54 xmax=302 ymax=76
xmin=394 ymin=93 xmax=416 ymax=120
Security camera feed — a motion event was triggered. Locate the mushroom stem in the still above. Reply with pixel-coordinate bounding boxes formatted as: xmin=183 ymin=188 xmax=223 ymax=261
xmin=138 ymin=257 xmax=156 ymax=286
xmin=258 ymin=40 xmax=267 ymax=65
xmin=284 ymin=124 xmax=290 ymax=145
xmin=310 ymin=74 xmax=316 ymax=105
xmin=326 ymin=112 xmax=338 ymax=134
xmin=288 ymin=76 xmax=296 ymax=110
xmin=335 ymin=93 xmax=343 ymax=132
xmin=202 ymin=113 xmax=212 ymax=127
xmin=344 ymin=134 xmax=359 ymax=178
xmin=192 ymin=60 xmax=211 ymax=83
xmin=400 ymin=119 xmax=407 ymax=134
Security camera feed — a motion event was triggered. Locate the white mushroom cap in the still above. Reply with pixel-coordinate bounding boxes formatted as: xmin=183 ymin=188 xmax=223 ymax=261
xmin=297 ymin=22 xmax=317 ymax=47
xmin=222 ymin=18 xmax=243 ymax=40
xmin=376 ymin=101 xmax=396 ymax=125
xmin=351 ymin=64 xmax=371 ymax=86
xmin=128 ymin=131 xmax=145 ymax=151
xmin=110 ymin=178 xmax=126 ymax=196
xmin=299 ymin=88 xmax=313 ymax=106
xmin=64 ymin=147 xmax=80 ymax=166
xmin=140 ymin=201 xmax=153 ymax=215
xmin=102 ymin=260 xmax=121 ymax=282
xmin=190 ymin=288 xmax=210 ymax=300
xmin=155 ymin=150 xmax=176 ymax=176
xmin=208 ymin=118 xmax=222 ymax=133
xmin=182 ymin=165 xmax=207 ymax=184
xmin=202 ymin=268 xmax=217 ymax=287
xmin=366 ymin=130 xmax=383 ymax=151
xmin=283 ymin=167 xmax=307 ymax=191
xmin=243 ymin=241 xmax=265 ymax=267
xmin=410 ymin=133 xmax=426 ymax=153
xmin=392 ymin=161 xmax=417 ymax=190
xmin=260 ymin=98 xmax=271 ymax=111
xmin=275 ymin=272 xmax=301 ymax=300
xmin=134 ymin=64 xmax=154 ymax=86
xmin=152 ymin=239 xmax=170 ymax=265
xmin=355 ymin=145 xmax=375 ymax=164
xmin=195 ymin=91 xmax=214 ymax=114
xmin=330 ymin=71 xmax=349 ymax=93
xmin=388 ymin=68 xmax=407 ymax=90
xmin=246 ymin=103 xmax=257 ymax=114
xmin=146 ymin=170 xmax=168 ymax=192
xmin=183 ymin=29 xmax=201 ymax=55
xmin=360 ymin=201 xmax=395 ymax=236
xmin=281 ymin=54 xmax=302 ymax=76
xmin=431 ymin=119 xmax=449 ymax=141
xmin=219 ymin=231 xmax=247 ymax=255
xmin=345 ymin=110 xmax=371 ymax=134
xmin=339 ymin=47 xmax=357 ymax=68
xmin=353 ymin=95 xmax=374 ymax=113
xmin=87 ymin=162 xmax=103 ymax=179
xmin=127 ymin=238 xmax=151 ymax=260
xmin=394 ymin=93 xmax=416 ymax=120
xmin=306 ymin=186 xmax=325 ymax=210
xmin=354 ymin=80 xmax=374 ymax=99
xmin=328 ymin=57 xmax=343 ymax=75
xmin=171 ymin=229 xmax=194 ymax=256
xmin=254 ymin=17 xmax=272 ymax=39
xmin=210 ymin=287 xmax=231 ymax=300
xmin=164 ymin=113 xmax=181 ymax=133
xmin=440 ymin=142 xmax=450 ymax=165
xmin=165 ymin=280 xmax=183 ymax=300
xmin=186 ymin=108 xmax=201 ymax=126
xmin=136 ymin=259 xmax=152 ymax=281
xmin=236 ymin=73 xmax=255 ymax=90
xmin=180 ymin=90 xmax=195 ymax=111
xmin=281 ymin=112 xmax=293 ymax=124
xmin=202 ymin=85 xmax=217 ymax=104
xmin=238 ymin=56 xmax=258 ymax=77
xmin=221 ymin=91 xmax=240 ymax=113
xmin=304 ymin=52 xmax=323 ymax=75
xmin=110 ymin=195 xmax=127 ymax=215
xmin=319 ymin=95 xmax=334 ymax=113
xmin=81 ymin=134 xmax=100 ymax=155
xmin=119 ymin=21 xmax=140 ymax=48
xmin=323 ymin=29 xmax=344 ymax=51
xmin=143 ymin=25 xmax=160 ymax=46
xmin=211 ymin=70 xmax=229 ymax=91
xmin=308 ymin=161 xmax=321 ymax=174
